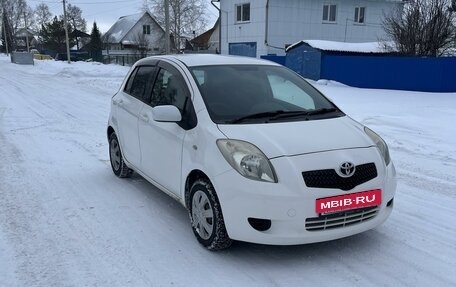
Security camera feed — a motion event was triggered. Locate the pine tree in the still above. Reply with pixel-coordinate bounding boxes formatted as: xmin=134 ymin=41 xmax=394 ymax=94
xmin=89 ymin=22 xmax=102 ymax=62
xmin=40 ymin=16 xmax=74 ymax=53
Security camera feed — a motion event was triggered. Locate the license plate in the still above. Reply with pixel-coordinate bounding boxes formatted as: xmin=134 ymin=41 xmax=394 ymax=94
xmin=316 ymin=189 xmax=382 ymax=214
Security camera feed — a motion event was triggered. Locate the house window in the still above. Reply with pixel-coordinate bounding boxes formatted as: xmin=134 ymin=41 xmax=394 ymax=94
xmin=236 ymin=3 xmax=250 ymax=22
xmin=322 ymin=4 xmax=337 ymax=22
xmin=143 ymin=25 xmax=151 ymax=35
xmin=354 ymin=7 xmax=366 ymax=24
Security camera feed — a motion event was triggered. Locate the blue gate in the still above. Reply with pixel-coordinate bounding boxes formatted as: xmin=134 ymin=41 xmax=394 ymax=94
xmin=229 ymin=42 xmax=257 ymax=58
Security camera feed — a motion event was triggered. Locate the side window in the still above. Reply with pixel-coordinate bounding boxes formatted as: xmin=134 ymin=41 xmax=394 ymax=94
xmin=354 ymin=7 xmax=366 ymax=24
xmin=150 ymin=68 xmax=189 ymax=112
xmin=143 ymin=24 xmax=151 ymax=35
xmin=150 ymin=67 xmax=196 ymax=130
xmin=267 ymin=74 xmax=315 ymax=109
xmin=129 ymin=66 xmax=155 ymax=102
xmin=124 ymin=68 xmax=138 ymax=94
xmin=323 ymin=4 xmax=337 ymax=22
xmin=236 ymin=3 xmax=250 ymax=22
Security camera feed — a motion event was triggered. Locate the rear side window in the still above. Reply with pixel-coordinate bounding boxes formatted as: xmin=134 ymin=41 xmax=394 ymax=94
xmin=124 ymin=68 xmax=138 ymax=94
xmin=124 ymin=66 xmax=155 ymax=102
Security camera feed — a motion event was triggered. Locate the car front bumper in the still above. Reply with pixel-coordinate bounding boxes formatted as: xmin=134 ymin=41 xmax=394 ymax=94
xmin=212 ymin=147 xmax=397 ymax=245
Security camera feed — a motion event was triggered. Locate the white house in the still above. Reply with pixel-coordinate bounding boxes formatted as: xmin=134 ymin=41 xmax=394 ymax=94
xmin=217 ymin=0 xmax=403 ymax=57
xmin=103 ymin=11 xmax=167 ymax=55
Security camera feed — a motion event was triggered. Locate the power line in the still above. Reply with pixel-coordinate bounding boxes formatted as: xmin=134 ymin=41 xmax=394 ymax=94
xmin=27 ymin=0 xmax=61 ymax=3
xmin=71 ymin=0 xmax=138 ymax=4
xmin=83 ymin=2 xmax=141 ymax=18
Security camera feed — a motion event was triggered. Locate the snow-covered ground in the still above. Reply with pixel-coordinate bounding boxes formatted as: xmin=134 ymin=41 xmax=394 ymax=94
xmin=0 ymin=54 xmax=455 ymax=286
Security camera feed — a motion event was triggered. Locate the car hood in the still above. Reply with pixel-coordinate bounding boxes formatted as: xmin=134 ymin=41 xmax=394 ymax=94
xmin=217 ymin=116 xmax=374 ymax=158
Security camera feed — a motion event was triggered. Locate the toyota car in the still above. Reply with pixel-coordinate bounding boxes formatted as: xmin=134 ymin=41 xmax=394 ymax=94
xmin=107 ymin=54 xmax=396 ymax=250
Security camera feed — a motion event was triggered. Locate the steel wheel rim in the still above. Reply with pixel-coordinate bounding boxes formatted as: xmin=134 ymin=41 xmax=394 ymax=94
xmin=192 ymin=190 xmax=214 ymax=240
xmin=110 ymin=138 xmax=121 ymax=171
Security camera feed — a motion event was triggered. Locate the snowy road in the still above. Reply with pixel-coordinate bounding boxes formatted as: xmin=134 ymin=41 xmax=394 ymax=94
xmin=1 ymin=55 xmax=455 ymax=286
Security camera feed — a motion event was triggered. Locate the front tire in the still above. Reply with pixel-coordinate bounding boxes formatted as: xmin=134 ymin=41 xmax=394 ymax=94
xmin=109 ymin=133 xmax=132 ymax=178
xmin=189 ymin=179 xmax=232 ymax=250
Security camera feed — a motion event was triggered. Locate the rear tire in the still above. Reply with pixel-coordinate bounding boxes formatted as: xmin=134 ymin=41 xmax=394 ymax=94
xmin=109 ymin=133 xmax=132 ymax=178
xmin=189 ymin=179 xmax=232 ymax=251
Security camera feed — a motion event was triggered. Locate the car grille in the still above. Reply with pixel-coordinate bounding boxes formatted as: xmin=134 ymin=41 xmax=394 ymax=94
xmin=305 ymin=206 xmax=379 ymax=231
xmin=302 ymin=163 xmax=377 ymax=191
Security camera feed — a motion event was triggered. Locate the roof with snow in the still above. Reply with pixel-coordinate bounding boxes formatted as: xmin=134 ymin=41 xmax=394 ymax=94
xmin=286 ymin=40 xmax=387 ymax=54
xmin=14 ymin=28 xmax=36 ymax=38
xmin=103 ymin=12 xmax=151 ymax=43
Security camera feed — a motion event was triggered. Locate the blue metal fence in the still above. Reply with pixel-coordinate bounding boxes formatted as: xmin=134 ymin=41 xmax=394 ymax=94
xmin=320 ymin=55 xmax=456 ymax=92
xmin=285 ymin=42 xmax=456 ymax=92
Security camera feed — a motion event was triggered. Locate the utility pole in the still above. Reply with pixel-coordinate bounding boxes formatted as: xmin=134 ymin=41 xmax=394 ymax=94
xmin=1 ymin=2 xmax=9 ymax=55
xmin=62 ymin=0 xmax=71 ymax=63
xmin=23 ymin=12 xmax=29 ymax=52
xmin=2 ymin=22 xmax=9 ymax=55
xmin=165 ymin=0 xmax=170 ymax=54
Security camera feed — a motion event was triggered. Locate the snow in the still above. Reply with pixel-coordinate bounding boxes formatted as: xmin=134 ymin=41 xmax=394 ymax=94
xmin=1 ymin=54 xmax=455 ymax=286
xmin=286 ymin=40 xmax=388 ymax=53
xmin=103 ymin=12 xmax=144 ymax=43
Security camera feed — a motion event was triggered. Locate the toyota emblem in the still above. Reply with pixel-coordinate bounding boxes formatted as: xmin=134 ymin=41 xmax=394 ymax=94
xmin=339 ymin=162 xmax=356 ymax=177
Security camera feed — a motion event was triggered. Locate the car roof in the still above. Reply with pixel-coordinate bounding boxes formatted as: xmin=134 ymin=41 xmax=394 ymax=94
xmin=136 ymin=54 xmax=281 ymax=67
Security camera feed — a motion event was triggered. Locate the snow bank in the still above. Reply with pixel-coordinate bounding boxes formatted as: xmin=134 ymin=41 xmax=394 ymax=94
xmin=286 ymin=40 xmax=388 ymax=53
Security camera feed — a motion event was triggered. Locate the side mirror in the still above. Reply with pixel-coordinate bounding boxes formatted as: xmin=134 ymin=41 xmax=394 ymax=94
xmin=152 ymin=105 xmax=182 ymax=122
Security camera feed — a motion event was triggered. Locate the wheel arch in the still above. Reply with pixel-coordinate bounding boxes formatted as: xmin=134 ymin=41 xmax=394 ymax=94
xmin=184 ymin=169 xmax=210 ymax=209
xmin=107 ymin=126 xmax=115 ymax=141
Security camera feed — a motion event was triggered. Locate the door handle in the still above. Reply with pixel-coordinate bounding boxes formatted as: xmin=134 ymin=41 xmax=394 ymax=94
xmin=140 ymin=113 xmax=149 ymax=122
xmin=117 ymin=99 xmax=124 ymax=106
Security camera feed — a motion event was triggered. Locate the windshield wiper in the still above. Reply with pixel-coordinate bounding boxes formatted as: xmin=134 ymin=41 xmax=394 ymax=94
xmin=228 ymin=110 xmax=288 ymax=124
xmin=306 ymin=107 xmax=337 ymax=115
xmin=270 ymin=108 xmax=337 ymax=120
xmin=228 ymin=108 xmax=338 ymax=124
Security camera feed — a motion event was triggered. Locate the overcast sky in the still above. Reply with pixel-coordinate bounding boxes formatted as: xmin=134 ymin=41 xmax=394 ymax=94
xmin=29 ymin=0 xmax=219 ymax=34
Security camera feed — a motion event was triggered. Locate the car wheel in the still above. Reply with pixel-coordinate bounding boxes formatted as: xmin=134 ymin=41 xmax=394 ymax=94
xmin=109 ymin=133 xmax=132 ymax=178
xmin=189 ymin=179 xmax=232 ymax=250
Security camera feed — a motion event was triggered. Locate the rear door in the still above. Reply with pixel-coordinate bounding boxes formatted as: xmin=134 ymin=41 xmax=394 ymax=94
xmin=116 ymin=65 xmax=157 ymax=168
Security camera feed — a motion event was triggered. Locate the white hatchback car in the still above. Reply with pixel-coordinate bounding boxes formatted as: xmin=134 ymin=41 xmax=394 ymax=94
xmin=107 ymin=54 xmax=396 ymax=250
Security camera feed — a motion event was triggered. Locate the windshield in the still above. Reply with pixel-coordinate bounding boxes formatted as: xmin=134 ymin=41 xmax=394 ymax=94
xmin=190 ymin=65 xmax=344 ymax=124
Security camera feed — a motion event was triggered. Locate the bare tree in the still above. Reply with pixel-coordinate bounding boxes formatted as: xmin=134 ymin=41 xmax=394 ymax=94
xmin=1 ymin=0 xmax=34 ymax=50
xmin=34 ymin=3 xmax=52 ymax=31
xmin=145 ymin=0 xmax=208 ymax=50
xmin=63 ymin=3 xmax=86 ymax=32
xmin=131 ymin=30 xmax=150 ymax=58
xmin=382 ymin=0 xmax=455 ymax=56
xmin=2 ymin=0 xmax=33 ymax=32
xmin=451 ymin=0 xmax=456 ymax=11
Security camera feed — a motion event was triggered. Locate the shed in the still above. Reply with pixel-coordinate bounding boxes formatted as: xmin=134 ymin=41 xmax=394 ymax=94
xmin=285 ymin=40 xmax=391 ymax=80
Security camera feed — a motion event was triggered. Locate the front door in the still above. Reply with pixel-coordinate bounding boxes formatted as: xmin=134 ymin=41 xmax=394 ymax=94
xmin=138 ymin=62 xmax=196 ymax=195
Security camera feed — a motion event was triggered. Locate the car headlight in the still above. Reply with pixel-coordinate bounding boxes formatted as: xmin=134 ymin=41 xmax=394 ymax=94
xmin=364 ymin=127 xmax=391 ymax=165
xmin=216 ymin=139 xmax=277 ymax=183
